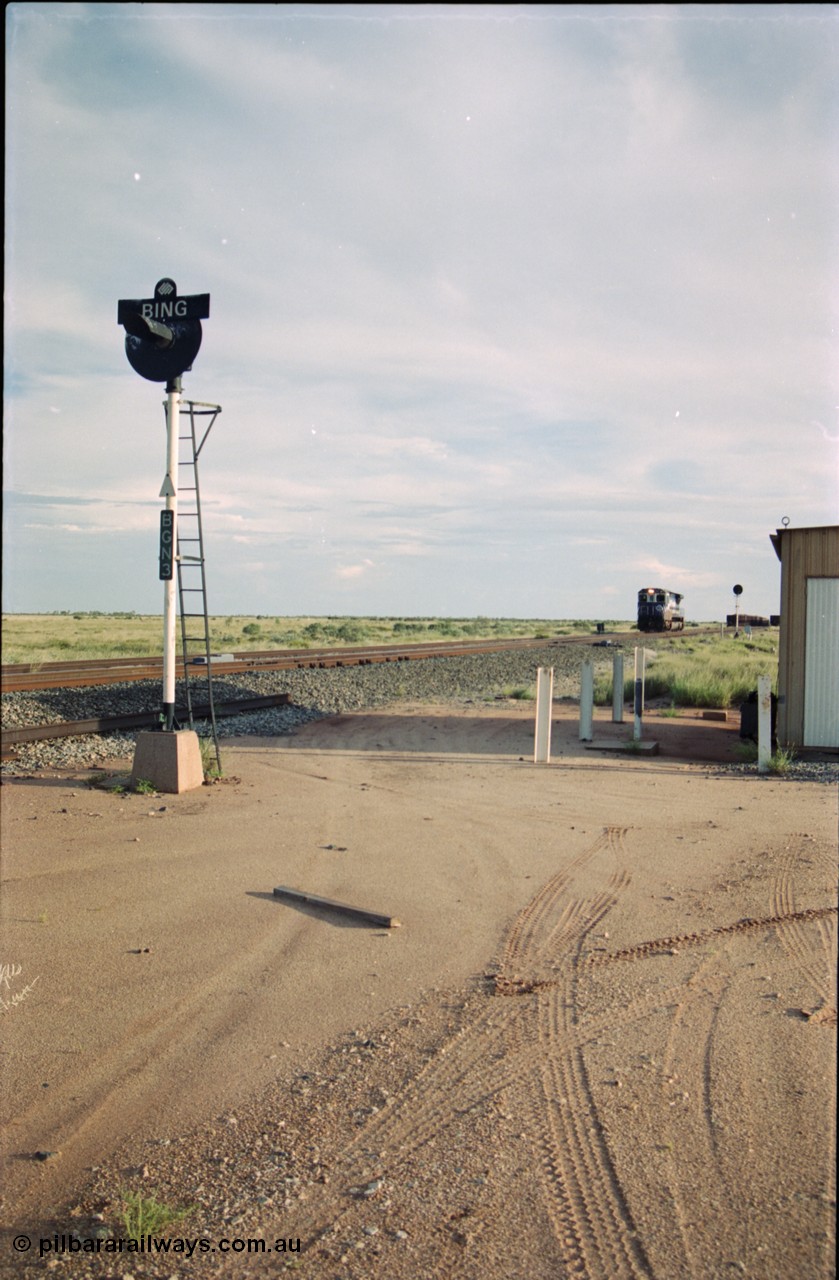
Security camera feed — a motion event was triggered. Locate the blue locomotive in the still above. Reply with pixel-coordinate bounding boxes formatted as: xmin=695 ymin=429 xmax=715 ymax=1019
xmin=637 ymin=587 xmax=685 ymax=632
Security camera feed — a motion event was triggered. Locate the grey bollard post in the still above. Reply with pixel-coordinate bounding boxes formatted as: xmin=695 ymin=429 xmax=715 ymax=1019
xmin=534 ymin=667 xmax=554 ymax=763
xmin=633 ymin=646 xmax=645 ymax=741
xmin=579 ymin=659 xmax=594 ymax=741
xmin=757 ymin=674 xmax=772 ymax=773
xmin=612 ymin=652 xmax=624 ymax=723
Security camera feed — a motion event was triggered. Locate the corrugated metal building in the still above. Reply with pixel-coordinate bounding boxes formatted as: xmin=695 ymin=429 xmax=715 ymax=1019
xmin=770 ymin=524 xmax=839 ymax=749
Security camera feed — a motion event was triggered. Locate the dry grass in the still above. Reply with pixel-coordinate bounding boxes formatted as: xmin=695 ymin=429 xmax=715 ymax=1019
xmin=1 ymin=613 xmax=630 ymax=664
xmin=594 ymin=632 xmax=779 ymax=709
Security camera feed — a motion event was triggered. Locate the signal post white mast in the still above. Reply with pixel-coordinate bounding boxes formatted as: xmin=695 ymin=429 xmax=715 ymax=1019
xmin=160 ymin=376 xmax=181 ymax=730
xmin=117 ymin=279 xmax=211 ymax=791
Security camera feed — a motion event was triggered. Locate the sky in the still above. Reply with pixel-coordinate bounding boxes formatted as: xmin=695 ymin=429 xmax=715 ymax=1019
xmin=4 ymin=3 xmax=838 ymax=623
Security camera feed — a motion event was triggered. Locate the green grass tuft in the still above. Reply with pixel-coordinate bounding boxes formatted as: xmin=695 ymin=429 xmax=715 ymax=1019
xmin=197 ymin=732 xmax=223 ymax=780
xmin=768 ymin=746 xmax=797 ymax=775
xmin=118 ymin=1190 xmax=193 ymax=1241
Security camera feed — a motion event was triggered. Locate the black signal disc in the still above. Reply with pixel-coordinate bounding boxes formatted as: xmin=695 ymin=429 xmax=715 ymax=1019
xmin=125 ymin=319 xmax=203 ymax=382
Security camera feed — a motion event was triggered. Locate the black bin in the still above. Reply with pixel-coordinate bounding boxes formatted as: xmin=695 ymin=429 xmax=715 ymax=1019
xmin=739 ymin=690 xmax=778 ymax=744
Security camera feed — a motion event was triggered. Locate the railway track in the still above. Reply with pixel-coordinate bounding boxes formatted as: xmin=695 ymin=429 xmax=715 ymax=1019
xmin=0 ymin=636 xmax=574 ymax=756
xmin=0 ymin=630 xmax=697 ymax=757
xmin=4 ymin=625 xmax=709 ymax=694
xmin=0 ymin=693 xmax=293 ymax=750
xmin=1 ymin=633 xmax=606 ymax=694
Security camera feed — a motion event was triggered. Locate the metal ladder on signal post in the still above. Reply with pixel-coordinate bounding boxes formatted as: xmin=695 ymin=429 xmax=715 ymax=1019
xmin=174 ymin=399 xmax=223 ymax=776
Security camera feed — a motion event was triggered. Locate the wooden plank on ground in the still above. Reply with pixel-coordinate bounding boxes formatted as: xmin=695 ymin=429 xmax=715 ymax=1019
xmin=272 ymin=885 xmax=402 ymax=928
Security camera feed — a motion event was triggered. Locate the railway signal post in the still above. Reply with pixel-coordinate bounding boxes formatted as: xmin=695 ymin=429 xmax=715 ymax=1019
xmin=117 ymin=278 xmax=211 ymax=793
xmin=158 ymin=375 xmax=182 ymax=734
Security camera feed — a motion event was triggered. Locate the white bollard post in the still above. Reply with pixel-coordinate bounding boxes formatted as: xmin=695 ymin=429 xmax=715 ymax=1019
xmin=579 ymin=660 xmax=594 ymax=742
xmin=633 ymin=646 xmax=645 ymax=741
xmin=612 ymin=652 xmax=624 ymax=723
xmin=534 ymin=667 xmax=554 ymax=763
xmin=757 ymin=674 xmax=772 ymax=773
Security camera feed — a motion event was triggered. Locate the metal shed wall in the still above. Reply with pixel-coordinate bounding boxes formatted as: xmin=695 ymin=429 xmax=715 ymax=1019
xmin=772 ymin=525 xmax=839 ymax=748
xmin=803 ymin=578 xmax=839 ymax=747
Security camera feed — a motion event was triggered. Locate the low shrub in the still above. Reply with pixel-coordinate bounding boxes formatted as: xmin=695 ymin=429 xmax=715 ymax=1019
xmin=119 ymin=1190 xmax=193 ymax=1241
xmin=502 ymin=685 xmax=536 ymax=700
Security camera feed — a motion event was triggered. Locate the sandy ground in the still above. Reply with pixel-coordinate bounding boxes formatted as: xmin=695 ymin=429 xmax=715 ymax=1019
xmin=1 ymin=701 xmax=836 ymax=1279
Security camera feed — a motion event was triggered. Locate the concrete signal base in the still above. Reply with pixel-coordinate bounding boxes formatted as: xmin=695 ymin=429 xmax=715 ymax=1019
xmin=131 ymin=729 xmax=205 ymax=794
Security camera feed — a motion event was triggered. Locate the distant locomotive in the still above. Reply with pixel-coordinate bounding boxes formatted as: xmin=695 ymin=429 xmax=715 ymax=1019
xmin=637 ymin=587 xmax=685 ymax=632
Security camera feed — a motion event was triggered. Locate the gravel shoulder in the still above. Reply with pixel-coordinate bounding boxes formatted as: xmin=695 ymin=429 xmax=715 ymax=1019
xmin=1 ymin=673 xmax=836 ymax=1279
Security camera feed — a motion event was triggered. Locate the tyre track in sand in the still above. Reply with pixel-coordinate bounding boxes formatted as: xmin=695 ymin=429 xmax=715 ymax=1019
xmin=291 ymin=826 xmax=836 ymax=1277
xmin=652 ymin=953 xmax=733 ymax=1277
xmin=499 ymin=826 xmax=653 ymax=1279
xmin=770 ymin=835 xmax=837 ymax=1271
xmin=587 ymin=835 xmax=838 ymax=1280
xmin=770 ymin=835 xmax=837 ymax=1019
xmin=300 ymin=828 xmax=627 ymax=1190
xmin=298 ymin=826 xmax=654 ymax=1278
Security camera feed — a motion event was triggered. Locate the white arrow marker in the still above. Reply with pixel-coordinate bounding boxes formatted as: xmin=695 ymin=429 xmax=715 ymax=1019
xmin=159 ymin=474 xmax=176 ymax=498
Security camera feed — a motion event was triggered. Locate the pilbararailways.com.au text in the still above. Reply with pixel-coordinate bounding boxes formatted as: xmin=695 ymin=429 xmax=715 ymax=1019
xmin=32 ymin=1234 xmax=301 ymax=1258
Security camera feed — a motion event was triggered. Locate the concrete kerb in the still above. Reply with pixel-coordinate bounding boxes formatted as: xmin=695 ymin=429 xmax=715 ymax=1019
xmin=584 ymin=738 xmax=660 ymax=756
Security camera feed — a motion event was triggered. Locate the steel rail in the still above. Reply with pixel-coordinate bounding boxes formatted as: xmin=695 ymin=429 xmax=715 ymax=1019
xmin=1 ymin=635 xmax=576 ymax=693
xmin=1 ymin=693 xmax=291 ymax=750
xmin=1 ymin=628 xmax=714 ymax=694
xmin=2 ymin=635 xmax=546 ymax=676
xmin=2 ymin=635 xmax=537 ymax=675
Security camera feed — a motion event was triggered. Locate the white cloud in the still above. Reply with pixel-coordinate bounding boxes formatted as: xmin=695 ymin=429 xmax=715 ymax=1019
xmin=635 ymin=559 xmax=720 ymax=591
xmin=4 ymin=4 xmax=836 ymax=619
xmin=335 ymin=559 xmax=375 ymax=580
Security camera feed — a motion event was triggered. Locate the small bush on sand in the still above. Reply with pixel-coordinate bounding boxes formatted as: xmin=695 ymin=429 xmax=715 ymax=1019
xmin=118 ymin=1190 xmax=193 ymax=1241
